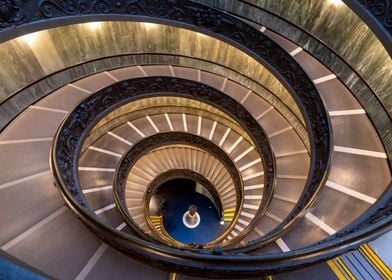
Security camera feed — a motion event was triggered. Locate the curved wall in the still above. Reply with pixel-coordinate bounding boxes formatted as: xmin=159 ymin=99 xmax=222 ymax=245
xmin=200 ymin=0 xmax=392 ymax=110
xmin=194 ymin=0 xmax=392 ymax=164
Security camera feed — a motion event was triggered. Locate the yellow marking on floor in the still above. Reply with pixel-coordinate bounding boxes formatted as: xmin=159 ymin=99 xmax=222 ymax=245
xmin=360 ymin=244 xmax=392 ymax=279
xmin=327 ymin=260 xmax=349 ymax=280
xmin=336 ymin=257 xmax=356 ymax=280
xmin=223 ymin=212 xmax=235 ymax=217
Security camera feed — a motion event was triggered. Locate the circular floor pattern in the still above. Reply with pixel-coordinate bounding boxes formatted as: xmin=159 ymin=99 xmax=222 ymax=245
xmin=156 ymin=179 xmax=225 ymax=244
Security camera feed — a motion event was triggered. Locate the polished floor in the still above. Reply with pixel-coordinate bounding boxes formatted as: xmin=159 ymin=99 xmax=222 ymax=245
xmin=156 ymin=179 xmax=224 ymax=244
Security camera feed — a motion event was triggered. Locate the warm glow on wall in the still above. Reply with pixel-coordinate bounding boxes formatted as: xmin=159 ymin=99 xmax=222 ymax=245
xmin=196 ymin=32 xmax=207 ymax=38
xmin=329 ymin=0 xmax=343 ymax=7
xmin=86 ymin=21 xmax=102 ymax=30
xmin=143 ymin=22 xmax=157 ymax=30
xmin=20 ymin=33 xmax=39 ymax=45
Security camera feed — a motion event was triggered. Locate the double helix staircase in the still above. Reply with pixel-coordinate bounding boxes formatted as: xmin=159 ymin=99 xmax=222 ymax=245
xmin=0 ymin=1 xmax=391 ymax=279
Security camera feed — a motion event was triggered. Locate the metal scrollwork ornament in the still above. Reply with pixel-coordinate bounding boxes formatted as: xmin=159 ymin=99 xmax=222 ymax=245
xmin=0 ymin=0 xmax=24 ymax=27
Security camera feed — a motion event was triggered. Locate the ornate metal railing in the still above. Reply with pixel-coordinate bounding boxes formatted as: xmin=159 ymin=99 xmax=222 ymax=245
xmin=0 ymin=0 xmax=387 ymax=276
xmin=50 ymin=0 xmax=332 ymax=259
xmin=52 ymin=76 xmax=276 ymax=231
xmin=0 ymin=0 xmax=390 ymax=50
xmin=47 ymin=2 xmax=392 ymax=275
xmin=1 ymin=1 xmax=389 ymax=166
xmin=51 ymin=153 xmax=392 ymax=277
xmin=113 ymin=132 xmax=245 ymax=247
xmin=51 ymin=76 xmax=326 ymax=276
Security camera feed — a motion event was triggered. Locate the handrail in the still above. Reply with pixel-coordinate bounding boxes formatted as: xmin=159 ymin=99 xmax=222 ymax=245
xmin=113 ymin=133 xmax=245 ymax=247
xmin=87 ymin=105 xmax=272 ymax=246
xmin=50 ymin=1 xmax=334 ymax=275
xmin=52 ymin=150 xmax=392 ymax=277
xmin=83 ymin=97 xmax=271 ymax=246
xmin=52 ymin=75 xmax=276 ymax=239
xmin=0 ymin=54 xmax=307 ymax=152
xmin=52 ymin=77 xmax=328 ymax=277
xmin=0 ymin=0 xmax=389 ymax=276
xmin=2 ymin=0 xmax=390 ymax=168
xmin=233 ymin=0 xmax=392 ymax=119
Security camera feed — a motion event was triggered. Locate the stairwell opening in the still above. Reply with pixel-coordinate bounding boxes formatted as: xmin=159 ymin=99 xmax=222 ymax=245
xmin=150 ymin=178 xmax=225 ymax=245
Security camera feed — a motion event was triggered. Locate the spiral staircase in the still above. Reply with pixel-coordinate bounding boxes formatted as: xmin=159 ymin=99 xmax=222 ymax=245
xmin=0 ymin=1 xmax=391 ymax=279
